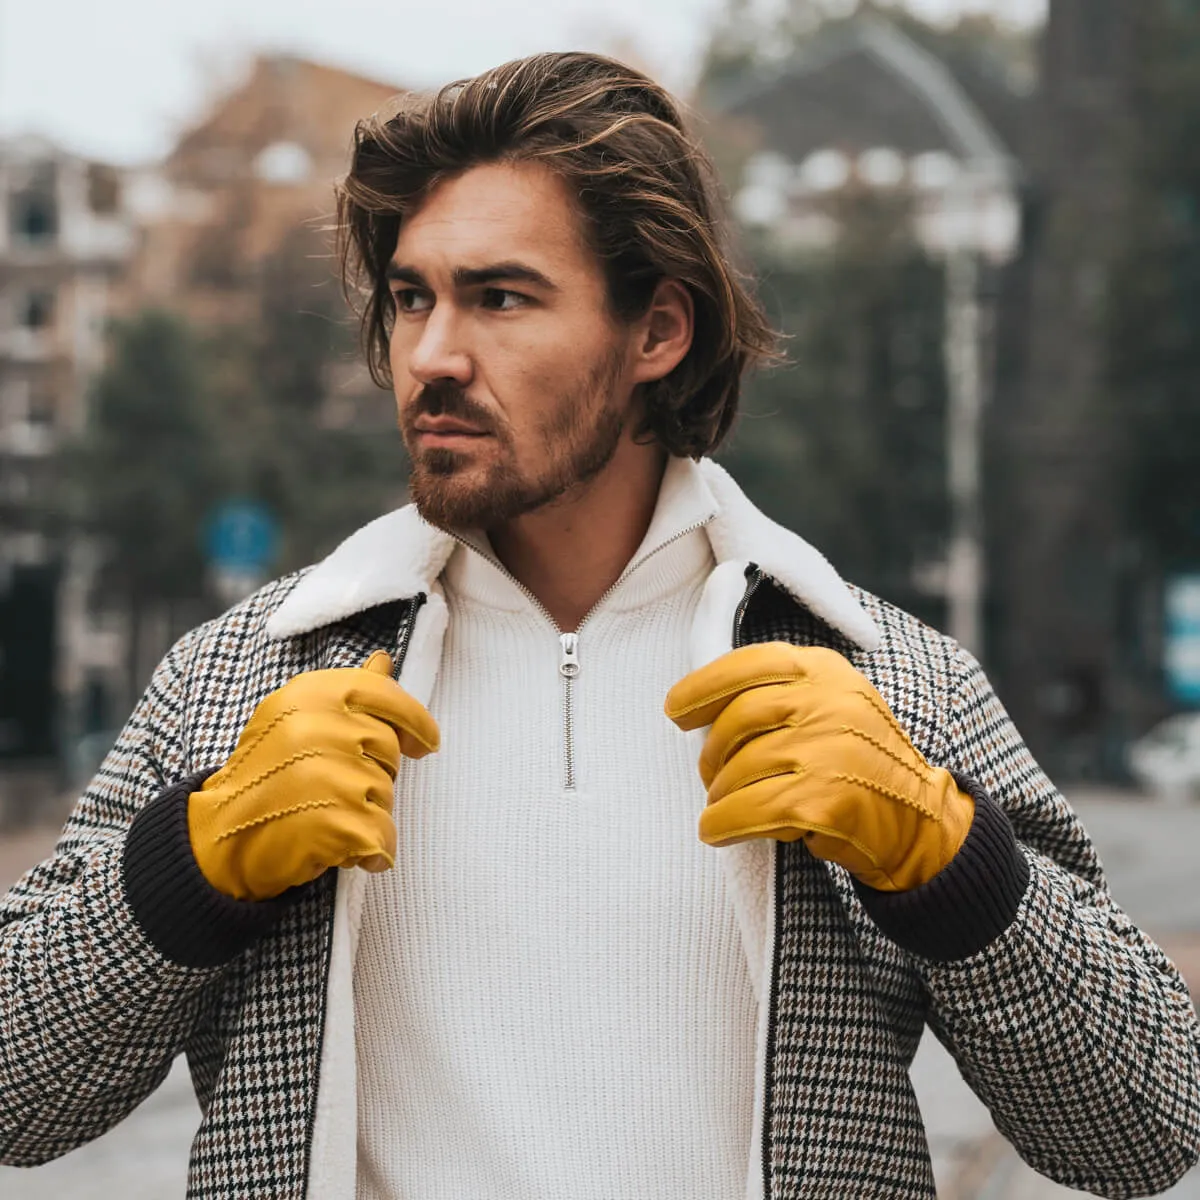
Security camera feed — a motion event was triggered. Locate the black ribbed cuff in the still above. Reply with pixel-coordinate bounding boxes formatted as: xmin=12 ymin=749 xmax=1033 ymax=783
xmin=852 ymin=776 xmax=1030 ymax=963
xmin=122 ymin=772 xmax=298 ymax=969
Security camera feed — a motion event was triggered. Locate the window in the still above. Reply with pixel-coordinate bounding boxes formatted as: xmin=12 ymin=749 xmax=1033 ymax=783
xmin=858 ymin=148 xmax=906 ymax=189
xmin=20 ymin=291 xmax=55 ymax=331
xmin=87 ymin=163 xmax=121 ymax=214
xmin=27 ymin=385 xmax=55 ymax=428
xmin=9 ymin=164 xmax=59 ymax=245
xmin=253 ymin=141 xmax=313 ymax=185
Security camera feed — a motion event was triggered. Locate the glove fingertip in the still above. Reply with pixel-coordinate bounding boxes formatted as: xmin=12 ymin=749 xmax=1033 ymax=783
xmin=400 ymin=729 xmax=439 ymax=758
xmin=362 ymin=651 xmax=395 ymax=677
xmin=358 ymin=852 xmax=394 ymax=873
xmin=664 ymin=697 xmax=717 ymax=732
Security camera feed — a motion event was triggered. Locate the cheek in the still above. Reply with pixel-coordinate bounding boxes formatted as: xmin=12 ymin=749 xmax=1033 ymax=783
xmin=388 ymin=320 xmax=407 ymax=376
xmin=499 ymin=365 xmax=562 ymax=432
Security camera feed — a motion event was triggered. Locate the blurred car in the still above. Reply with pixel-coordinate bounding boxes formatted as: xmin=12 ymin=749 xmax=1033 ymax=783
xmin=1127 ymin=713 xmax=1200 ymax=802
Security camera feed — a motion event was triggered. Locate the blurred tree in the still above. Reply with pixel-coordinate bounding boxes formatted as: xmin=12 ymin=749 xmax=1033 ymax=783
xmin=204 ymin=228 xmax=406 ymax=574
xmin=71 ymin=236 xmax=406 ymax=704
xmin=69 ymin=310 xmax=219 ymax=700
xmin=1109 ymin=1 xmax=1200 ymax=573
xmin=719 ymin=188 xmax=949 ymax=622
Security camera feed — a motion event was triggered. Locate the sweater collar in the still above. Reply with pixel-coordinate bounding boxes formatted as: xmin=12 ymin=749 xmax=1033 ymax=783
xmin=266 ymin=457 xmax=881 ymax=651
xmin=442 ymin=454 xmax=717 ymax=617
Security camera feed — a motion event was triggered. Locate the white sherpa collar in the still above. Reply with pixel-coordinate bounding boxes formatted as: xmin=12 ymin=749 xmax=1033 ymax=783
xmin=266 ymin=458 xmax=881 ymax=651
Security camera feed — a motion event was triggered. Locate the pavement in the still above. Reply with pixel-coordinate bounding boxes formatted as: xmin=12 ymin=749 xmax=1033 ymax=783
xmin=1 ymin=789 xmax=1199 ymax=1197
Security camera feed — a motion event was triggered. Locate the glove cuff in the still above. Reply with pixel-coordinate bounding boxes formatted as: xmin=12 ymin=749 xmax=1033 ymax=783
xmin=852 ymin=774 xmax=1030 ymax=963
xmin=122 ymin=772 xmax=303 ymax=968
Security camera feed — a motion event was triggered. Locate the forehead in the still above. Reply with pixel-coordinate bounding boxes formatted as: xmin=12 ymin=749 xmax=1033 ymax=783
xmin=392 ymin=160 xmax=596 ymax=280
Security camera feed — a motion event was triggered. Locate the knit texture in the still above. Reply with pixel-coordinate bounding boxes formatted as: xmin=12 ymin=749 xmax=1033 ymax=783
xmin=355 ymin=528 xmax=759 ymax=1200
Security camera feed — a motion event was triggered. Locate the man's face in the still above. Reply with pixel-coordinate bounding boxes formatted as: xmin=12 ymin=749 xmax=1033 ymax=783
xmin=388 ymin=160 xmax=642 ymax=531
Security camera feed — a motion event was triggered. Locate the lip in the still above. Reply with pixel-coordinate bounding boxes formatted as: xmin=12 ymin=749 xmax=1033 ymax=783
xmin=412 ymin=417 xmax=488 ymax=436
xmin=413 ymin=428 xmax=492 ymax=450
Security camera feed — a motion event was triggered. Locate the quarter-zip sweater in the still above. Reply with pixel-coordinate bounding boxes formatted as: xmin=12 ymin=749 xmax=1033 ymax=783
xmin=354 ymin=465 xmax=757 ymax=1199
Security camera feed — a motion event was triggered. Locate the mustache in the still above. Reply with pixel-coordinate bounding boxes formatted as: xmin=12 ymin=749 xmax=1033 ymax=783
xmin=402 ymin=382 xmax=499 ymax=435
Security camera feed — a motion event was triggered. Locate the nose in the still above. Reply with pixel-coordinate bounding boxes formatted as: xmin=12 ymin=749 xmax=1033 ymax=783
xmin=405 ymin=306 xmax=473 ymax=389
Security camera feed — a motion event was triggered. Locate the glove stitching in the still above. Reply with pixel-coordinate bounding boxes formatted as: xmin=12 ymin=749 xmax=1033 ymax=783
xmin=215 ymin=797 xmax=338 ymax=841
xmin=215 ymin=705 xmax=299 ymax=781
xmin=667 ymin=673 xmax=806 ymax=719
xmin=839 ymin=724 xmax=933 ymax=784
xmin=212 ymin=747 xmax=322 ymax=808
xmin=831 ymin=771 xmax=937 ymax=819
xmin=855 ymin=688 xmax=920 ymax=750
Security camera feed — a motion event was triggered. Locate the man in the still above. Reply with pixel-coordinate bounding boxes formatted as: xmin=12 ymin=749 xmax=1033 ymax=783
xmin=1 ymin=51 xmax=1197 ymax=1200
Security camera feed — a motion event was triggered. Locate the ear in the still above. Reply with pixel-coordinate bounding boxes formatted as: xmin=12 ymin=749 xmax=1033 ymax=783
xmin=629 ymin=279 xmax=694 ymax=385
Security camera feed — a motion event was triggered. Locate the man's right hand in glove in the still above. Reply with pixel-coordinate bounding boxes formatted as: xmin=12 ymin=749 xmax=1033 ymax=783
xmin=188 ymin=650 xmax=440 ymax=902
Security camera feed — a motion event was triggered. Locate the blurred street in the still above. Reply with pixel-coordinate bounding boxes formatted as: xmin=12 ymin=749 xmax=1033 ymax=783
xmin=2 ymin=789 xmax=1199 ymax=1198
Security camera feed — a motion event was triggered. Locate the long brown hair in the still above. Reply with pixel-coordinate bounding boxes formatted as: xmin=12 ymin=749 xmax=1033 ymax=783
xmin=338 ymin=51 xmax=777 ymax=458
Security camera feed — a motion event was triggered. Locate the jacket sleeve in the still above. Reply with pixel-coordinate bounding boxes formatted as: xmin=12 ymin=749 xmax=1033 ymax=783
xmin=0 ymin=630 xmax=266 ymax=1166
xmin=879 ymin=645 xmax=1200 ymax=1197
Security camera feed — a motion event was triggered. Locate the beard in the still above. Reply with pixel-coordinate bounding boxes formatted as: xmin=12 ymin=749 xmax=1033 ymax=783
xmin=400 ymin=349 xmax=627 ymax=531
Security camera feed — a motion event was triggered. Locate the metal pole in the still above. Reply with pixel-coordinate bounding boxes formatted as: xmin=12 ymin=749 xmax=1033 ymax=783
xmin=944 ymin=244 xmax=984 ymax=657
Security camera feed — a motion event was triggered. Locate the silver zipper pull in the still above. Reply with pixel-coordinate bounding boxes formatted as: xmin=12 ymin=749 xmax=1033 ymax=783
xmin=559 ymin=632 xmax=581 ymax=678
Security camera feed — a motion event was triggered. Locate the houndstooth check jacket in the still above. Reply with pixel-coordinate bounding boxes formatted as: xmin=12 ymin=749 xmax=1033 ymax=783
xmin=1 ymin=458 xmax=1198 ymax=1199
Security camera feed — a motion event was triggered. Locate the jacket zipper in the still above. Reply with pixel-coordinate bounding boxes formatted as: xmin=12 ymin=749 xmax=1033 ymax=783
xmin=732 ymin=565 xmax=779 ymax=1200
xmin=393 ymin=592 xmax=427 ymax=679
xmin=453 ymin=518 xmax=713 ymax=792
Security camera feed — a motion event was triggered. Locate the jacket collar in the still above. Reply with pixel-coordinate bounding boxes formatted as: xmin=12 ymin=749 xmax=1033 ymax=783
xmin=265 ymin=457 xmax=881 ymax=651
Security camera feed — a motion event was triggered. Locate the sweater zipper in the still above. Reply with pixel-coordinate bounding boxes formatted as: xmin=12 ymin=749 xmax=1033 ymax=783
xmin=559 ymin=632 xmax=581 ymax=789
xmin=733 ymin=564 xmax=779 ymax=1200
xmin=454 ymin=517 xmax=713 ymax=791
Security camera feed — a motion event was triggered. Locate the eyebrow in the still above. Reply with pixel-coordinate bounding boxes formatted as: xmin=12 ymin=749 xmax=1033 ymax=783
xmin=385 ymin=261 xmax=558 ymax=291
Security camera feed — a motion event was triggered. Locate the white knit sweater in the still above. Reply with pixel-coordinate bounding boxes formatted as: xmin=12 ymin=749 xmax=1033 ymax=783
xmin=354 ymin=466 xmax=757 ymax=1199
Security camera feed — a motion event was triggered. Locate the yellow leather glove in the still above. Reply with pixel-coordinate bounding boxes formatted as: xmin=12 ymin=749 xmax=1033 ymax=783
xmin=664 ymin=643 xmax=973 ymax=892
xmin=188 ymin=650 xmax=439 ymax=901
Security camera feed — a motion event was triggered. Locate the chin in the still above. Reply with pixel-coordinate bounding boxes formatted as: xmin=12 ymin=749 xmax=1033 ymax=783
xmin=409 ymin=470 xmax=496 ymax=530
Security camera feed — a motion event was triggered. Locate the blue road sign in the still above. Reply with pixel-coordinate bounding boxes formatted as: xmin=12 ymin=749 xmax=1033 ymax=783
xmin=206 ymin=501 xmax=279 ymax=575
xmin=1164 ymin=574 xmax=1200 ymax=707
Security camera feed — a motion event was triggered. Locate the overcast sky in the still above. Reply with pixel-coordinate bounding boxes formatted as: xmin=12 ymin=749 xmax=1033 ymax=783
xmin=0 ymin=0 xmax=1046 ymax=165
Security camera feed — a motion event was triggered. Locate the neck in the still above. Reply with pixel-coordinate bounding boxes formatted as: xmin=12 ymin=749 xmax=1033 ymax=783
xmin=487 ymin=439 xmax=667 ymax=631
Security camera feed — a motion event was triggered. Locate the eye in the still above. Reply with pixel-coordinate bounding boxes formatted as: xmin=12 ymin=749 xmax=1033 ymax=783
xmin=392 ymin=288 xmax=433 ymax=314
xmin=480 ymin=288 xmax=528 ymax=312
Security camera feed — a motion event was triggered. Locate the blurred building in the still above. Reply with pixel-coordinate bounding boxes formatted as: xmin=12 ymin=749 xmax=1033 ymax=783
xmin=123 ymin=53 xmax=402 ymax=440
xmin=723 ymin=14 xmax=1027 ymax=264
xmin=0 ymin=57 xmax=406 ymax=813
xmin=125 ymin=54 xmax=395 ymax=318
xmin=0 ymin=137 xmax=136 ymax=779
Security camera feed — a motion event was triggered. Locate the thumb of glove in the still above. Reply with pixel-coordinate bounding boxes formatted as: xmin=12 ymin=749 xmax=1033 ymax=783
xmin=362 ymin=650 xmax=395 ymax=678
xmin=356 ymin=648 xmax=399 ymax=873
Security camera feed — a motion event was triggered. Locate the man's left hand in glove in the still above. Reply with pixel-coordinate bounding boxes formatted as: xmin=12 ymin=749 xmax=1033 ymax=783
xmin=664 ymin=643 xmax=974 ymax=892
